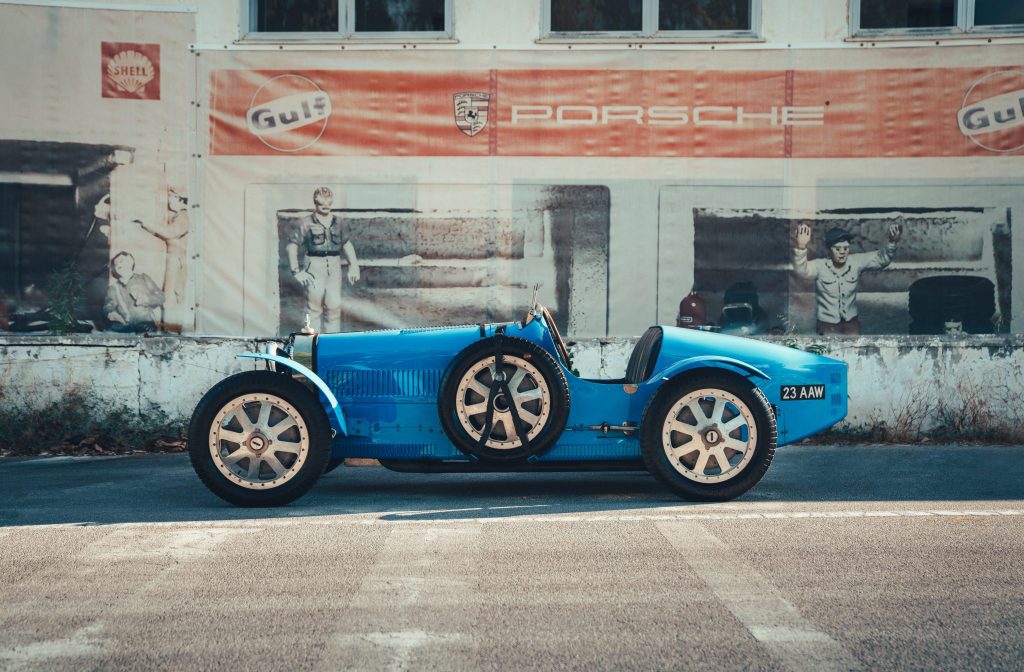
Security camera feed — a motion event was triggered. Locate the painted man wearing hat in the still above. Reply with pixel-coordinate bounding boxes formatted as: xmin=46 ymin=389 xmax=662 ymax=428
xmin=792 ymin=222 xmax=902 ymax=335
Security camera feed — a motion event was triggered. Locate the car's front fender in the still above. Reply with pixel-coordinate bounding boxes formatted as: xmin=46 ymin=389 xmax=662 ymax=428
xmin=237 ymin=353 xmax=347 ymax=436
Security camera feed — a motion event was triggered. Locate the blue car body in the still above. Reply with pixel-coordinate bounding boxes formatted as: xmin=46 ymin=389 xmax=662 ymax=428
xmin=254 ymin=313 xmax=847 ymax=465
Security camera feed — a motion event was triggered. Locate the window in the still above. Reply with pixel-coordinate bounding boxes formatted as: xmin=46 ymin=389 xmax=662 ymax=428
xmin=250 ymin=0 xmax=450 ymax=38
xmin=544 ymin=0 xmax=759 ymax=39
xmin=853 ymin=0 xmax=1024 ymax=35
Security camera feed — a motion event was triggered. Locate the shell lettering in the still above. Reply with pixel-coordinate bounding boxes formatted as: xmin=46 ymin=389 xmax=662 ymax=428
xmin=107 ymin=50 xmax=155 ymax=94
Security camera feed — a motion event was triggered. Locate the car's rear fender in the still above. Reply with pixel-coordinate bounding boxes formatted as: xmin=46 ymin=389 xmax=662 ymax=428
xmin=652 ymin=356 xmax=770 ymax=385
xmin=628 ymin=357 xmax=770 ymax=422
xmin=237 ymin=353 xmax=347 ymax=436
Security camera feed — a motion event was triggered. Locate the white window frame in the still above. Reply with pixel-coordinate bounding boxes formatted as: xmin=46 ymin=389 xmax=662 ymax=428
xmin=242 ymin=0 xmax=453 ymax=41
xmin=540 ymin=0 xmax=761 ymax=42
xmin=851 ymin=0 xmax=1024 ymax=38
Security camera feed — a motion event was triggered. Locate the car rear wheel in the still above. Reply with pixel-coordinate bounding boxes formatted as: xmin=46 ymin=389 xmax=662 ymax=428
xmin=188 ymin=371 xmax=331 ymax=507
xmin=439 ymin=337 xmax=569 ymax=462
xmin=641 ymin=375 xmax=776 ymax=501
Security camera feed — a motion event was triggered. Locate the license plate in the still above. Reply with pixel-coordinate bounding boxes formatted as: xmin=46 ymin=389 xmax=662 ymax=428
xmin=780 ymin=384 xmax=826 ymax=401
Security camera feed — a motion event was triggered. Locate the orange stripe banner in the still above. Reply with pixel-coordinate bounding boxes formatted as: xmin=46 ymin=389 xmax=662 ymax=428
xmin=208 ymin=67 xmax=1024 ymax=157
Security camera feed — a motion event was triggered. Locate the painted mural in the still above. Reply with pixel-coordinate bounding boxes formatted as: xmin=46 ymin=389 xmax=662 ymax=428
xmin=2 ymin=3 xmax=1023 ymax=339
xmin=0 ymin=5 xmax=193 ymax=335
xmin=687 ymin=208 xmax=1011 ymax=336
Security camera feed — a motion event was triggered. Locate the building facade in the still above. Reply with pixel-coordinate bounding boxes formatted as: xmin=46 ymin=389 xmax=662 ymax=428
xmin=2 ymin=0 xmax=1023 ymax=343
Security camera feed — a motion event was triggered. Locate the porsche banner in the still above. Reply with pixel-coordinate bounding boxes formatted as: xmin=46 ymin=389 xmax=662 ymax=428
xmin=208 ymin=67 xmax=1024 ymax=158
xmin=192 ymin=46 xmax=1024 ymax=339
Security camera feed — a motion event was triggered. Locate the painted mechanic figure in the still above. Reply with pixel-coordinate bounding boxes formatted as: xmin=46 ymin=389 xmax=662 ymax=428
xmin=136 ymin=187 xmax=190 ymax=332
xmin=286 ymin=187 xmax=360 ymax=333
xmin=792 ymin=222 xmax=902 ymax=336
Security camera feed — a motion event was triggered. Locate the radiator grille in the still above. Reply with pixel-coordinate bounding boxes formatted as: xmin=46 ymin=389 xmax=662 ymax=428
xmin=832 ymin=393 xmax=843 ymax=406
xmin=328 ymin=368 xmax=443 ymax=399
xmin=831 ymin=372 xmax=843 ymax=384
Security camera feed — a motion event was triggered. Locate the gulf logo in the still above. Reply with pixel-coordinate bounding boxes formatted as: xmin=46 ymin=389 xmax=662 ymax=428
xmin=957 ymin=70 xmax=1024 ymax=154
xmin=246 ymin=74 xmax=332 ymax=153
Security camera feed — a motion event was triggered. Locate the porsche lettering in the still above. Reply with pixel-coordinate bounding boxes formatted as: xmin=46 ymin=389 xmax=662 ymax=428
xmin=511 ymin=105 xmax=825 ymax=127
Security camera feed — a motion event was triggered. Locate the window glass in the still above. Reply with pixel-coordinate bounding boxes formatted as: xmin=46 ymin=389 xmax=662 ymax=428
xmin=659 ymin=0 xmax=750 ymax=31
xmin=255 ymin=0 xmax=339 ymax=32
xmin=355 ymin=0 xmax=446 ymax=32
xmin=550 ymin=0 xmax=643 ymax=32
xmin=974 ymin=0 xmax=1024 ymax=26
xmin=859 ymin=0 xmax=955 ymax=29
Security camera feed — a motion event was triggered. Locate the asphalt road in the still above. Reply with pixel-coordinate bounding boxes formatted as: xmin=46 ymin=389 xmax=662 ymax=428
xmin=1 ymin=445 xmax=1023 ymax=671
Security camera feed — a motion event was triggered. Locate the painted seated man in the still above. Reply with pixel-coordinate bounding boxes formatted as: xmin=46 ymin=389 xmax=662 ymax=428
xmin=104 ymin=251 xmax=165 ymax=333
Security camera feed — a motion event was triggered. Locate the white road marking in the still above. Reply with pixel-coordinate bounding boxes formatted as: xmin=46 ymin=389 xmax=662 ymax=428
xmin=0 ymin=622 xmax=106 ymax=668
xmin=77 ymin=527 xmax=246 ymax=561
xmin=330 ymin=631 xmax=465 ymax=672
xmin=658 ymin=520 xmax=863 ymax=672
xmin=348 ymin=527 xmax=479 ymax=608
xmin=317 ymin=526 xmax=479 ymax=671
xmin=8 ymin=508 xmax=1021 ymax=532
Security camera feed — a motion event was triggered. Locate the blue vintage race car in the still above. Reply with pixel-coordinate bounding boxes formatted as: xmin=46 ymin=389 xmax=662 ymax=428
xmin=188 ymin=297 xmax=848 ymax=506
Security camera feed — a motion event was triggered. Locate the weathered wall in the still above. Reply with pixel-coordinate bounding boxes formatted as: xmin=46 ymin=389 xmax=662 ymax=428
xmin=2 ymin=335 xmax=1021 ymax=440
xmin=0 ymin=336 xmax=253 ymax=420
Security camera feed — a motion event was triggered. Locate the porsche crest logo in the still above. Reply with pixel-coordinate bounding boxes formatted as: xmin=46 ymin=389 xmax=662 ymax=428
xmin=454 ymin=92 xmax=489 ymax=137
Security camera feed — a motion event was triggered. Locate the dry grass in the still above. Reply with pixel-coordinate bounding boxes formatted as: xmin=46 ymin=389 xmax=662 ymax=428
xmin=0 ymin=388 xmax=185 ymax=457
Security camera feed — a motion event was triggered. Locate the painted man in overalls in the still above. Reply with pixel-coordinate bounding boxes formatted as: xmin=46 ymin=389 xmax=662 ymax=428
xmin=286 ymin=187 xmax=360 ymax=333
xmin=792 ymin=222 xmax=901 ymax=336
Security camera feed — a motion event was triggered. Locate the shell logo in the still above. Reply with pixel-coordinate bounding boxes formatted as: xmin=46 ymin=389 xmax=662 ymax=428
xmin=246 ymin=74 xmax=332 ymax=153
xmin=958 ymin=70 xmax=1024 ymax=153
xmin=101 ymin=42 xmax=160 ymax=100
xmin=107 ymin=50 xmax=155 ymax=95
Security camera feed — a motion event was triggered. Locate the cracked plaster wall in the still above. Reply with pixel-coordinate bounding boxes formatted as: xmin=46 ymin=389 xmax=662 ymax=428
xmin=0 ymin=337 xmax=256 ymax=419
xmin=1 ymin=335 xmax=1022 ymax=433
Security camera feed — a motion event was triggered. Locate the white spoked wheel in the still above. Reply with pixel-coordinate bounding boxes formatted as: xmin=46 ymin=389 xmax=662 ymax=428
xmin=642 ymin=376 xmax=776 ymax=502
xmin=439 ymin=336 xmax=570 ymax=462
xmin=189 ymin=371 xmax=331 ymax=507
xmin=454 ymin=355 xmax=551 ymax=451
xmin=661 ymin=388 xmax=758 ymax=484
xmin=209 ymin=393 xmax=310 ymax=490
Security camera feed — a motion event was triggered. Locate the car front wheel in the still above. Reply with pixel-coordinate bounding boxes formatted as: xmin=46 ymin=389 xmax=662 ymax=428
xmin=188 ymin=371 xmax=331 ymax=507
xmin=641 ymin=375 xmax=776 ymax=502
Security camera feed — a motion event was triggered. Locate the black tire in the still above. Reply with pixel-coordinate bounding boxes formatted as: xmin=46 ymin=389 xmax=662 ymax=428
xmin=641 ymin=374 xmax=776 ymax=502
xmin=188 ymin=371 xmax=332 ymax=507
xmin=438 ymin=336 xmax=570 ymax=462
xmin=324 ymin=457 xmax=345 ymax=474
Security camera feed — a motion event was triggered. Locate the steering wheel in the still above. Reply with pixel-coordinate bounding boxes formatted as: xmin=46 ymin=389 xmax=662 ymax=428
xmin=540 ymin=305 xmax=572 ymax=367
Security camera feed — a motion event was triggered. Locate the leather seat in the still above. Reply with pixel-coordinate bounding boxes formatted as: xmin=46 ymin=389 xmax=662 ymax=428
xmin=624 ymin=326 xmax=663 ymax=384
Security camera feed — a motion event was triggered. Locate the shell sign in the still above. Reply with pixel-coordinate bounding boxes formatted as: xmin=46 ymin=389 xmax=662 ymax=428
xmin=102 ymin=42 xmax=160 ymax=100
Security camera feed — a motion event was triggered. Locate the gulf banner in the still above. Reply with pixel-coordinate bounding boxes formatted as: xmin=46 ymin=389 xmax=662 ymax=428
xmin=208 ymin=67 xmax=1024 ymax=158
